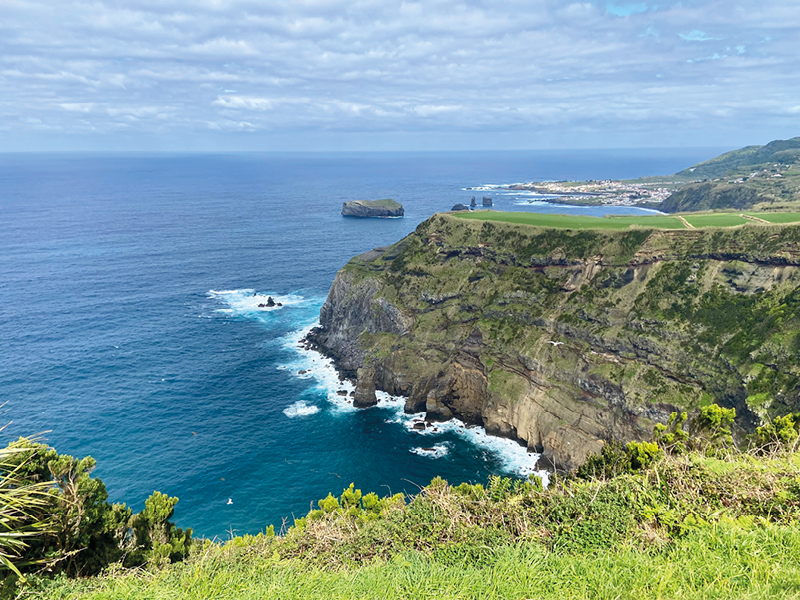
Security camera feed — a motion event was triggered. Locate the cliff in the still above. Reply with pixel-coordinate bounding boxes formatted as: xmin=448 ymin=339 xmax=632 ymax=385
xmin=342 ymin=199 xmax=404 ymax=218
xmin=308 ymin=214 xmax=800 ymax=470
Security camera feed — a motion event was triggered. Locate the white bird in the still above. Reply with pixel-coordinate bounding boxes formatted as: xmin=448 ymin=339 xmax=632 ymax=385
xmin=547 ymin=341 xmax=564 ymax=346
xmin=226 ymin=498 xmax=233 ymax=505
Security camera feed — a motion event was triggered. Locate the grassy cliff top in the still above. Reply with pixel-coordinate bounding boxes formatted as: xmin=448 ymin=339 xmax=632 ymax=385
xmin=453 ymin=209 xmax=800 ymax=230
xmin=348 ymin=198 xmax=402 ymax=209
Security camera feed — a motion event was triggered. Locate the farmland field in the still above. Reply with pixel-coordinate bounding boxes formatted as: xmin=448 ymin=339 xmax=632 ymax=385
xmin=747 ymin=212 xmax=800 ymax=224
xmin=682 ymin=214 xmax=749 ymax=228
xmin=453 ymin=211 xmax=687 ymax=230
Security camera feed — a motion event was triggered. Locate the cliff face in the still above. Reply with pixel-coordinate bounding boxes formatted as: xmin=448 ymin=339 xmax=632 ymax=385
xmin=308 ymin=214 xmax=800 ymax=470
xmin=341 ymin=199 xmax=404 ymax=218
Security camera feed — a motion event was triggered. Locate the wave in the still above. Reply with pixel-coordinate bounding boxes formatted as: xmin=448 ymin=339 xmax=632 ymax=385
xmin=410 ymin=444 xmax=450 ymax=459
xmin=283 ymin=400 xmax=320 ymax=418
xmin=278 ymin=322 xmax=547 ymax=482
xmin=207 ymin=289 xmax=307 ymax=315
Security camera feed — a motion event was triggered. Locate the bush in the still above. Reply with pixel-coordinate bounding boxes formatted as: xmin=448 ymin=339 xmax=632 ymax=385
xmin=0 ymin=440 xmax=190 ymax=579
xmin=751 ymin=413 xmax=800 ymax=453
xmin=576 ymin=441 xmax=662 ymax=481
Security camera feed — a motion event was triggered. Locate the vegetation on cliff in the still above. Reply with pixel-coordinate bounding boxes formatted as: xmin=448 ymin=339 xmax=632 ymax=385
xmin=308 ymin=213 xmax=800 ymax=469
xmin=0 ymin=439 xmax=190 ymax=595
xmin=23 ymin=411 xmax=800 ymax=600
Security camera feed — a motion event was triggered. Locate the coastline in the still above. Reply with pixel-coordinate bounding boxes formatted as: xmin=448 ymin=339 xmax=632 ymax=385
xmin=298 ymin=326 xmax=549 ymax=480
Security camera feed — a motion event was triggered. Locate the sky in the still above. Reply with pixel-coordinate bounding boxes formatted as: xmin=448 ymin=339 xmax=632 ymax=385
xmin=1 ymin=0 xmax=798 ymax=151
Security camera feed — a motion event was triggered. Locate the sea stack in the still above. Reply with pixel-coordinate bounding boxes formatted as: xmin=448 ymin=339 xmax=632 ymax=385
xmin=341 ymin=199 xmax=404 ymax=218
xmin=482 ymin=196 xmax=493 ymax=206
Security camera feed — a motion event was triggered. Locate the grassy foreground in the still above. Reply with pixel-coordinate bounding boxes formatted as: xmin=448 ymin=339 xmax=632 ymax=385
xmin=25 ymin=448 xmax=800 ymax=600
xmin=27 ymin=525 xmax=800 ymax=600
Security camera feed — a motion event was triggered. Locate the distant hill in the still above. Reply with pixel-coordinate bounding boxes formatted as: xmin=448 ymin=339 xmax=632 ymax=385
xmin=675 ymin=137 xmax=800 ymax=180
xmin=659 ymin=136 xmax=800 ymax=213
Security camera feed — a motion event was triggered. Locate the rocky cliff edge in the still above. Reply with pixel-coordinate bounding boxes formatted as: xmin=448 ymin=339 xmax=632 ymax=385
xmin=307 ymin=214 xmax=800 ymax=470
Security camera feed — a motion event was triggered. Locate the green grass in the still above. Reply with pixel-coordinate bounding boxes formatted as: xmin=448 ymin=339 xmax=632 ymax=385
xmin=682 ymin=214 xmax=750 ymax=228
xmin=26 ymin=447 xmax=800 ymax=600
xmin=28 ymin=525 xmax=800 ymax=599
xmin=453 ymin=211 xmax=687 ymax=230
xmin=355 ymin=198 xmax=402 ymax=209
xmin=747 ymin=212 xmax=800 ymax=224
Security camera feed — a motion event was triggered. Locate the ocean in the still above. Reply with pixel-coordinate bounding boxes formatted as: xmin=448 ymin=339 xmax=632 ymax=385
xmin=0 ymin=149 xmax=720 ymax=539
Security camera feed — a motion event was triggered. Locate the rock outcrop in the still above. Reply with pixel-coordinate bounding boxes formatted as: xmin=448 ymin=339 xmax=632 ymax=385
xmin=307 ymin=214 xmax=800 ymax=470
xmin=342 ymin=199 xmax=404 ymax=218
xmin=451 ymin=204 xmax=470 ymax=211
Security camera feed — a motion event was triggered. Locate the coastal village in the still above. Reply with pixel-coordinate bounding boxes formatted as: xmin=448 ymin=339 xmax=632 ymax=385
xmin=505 ymin=179 xmax=676 ymax=206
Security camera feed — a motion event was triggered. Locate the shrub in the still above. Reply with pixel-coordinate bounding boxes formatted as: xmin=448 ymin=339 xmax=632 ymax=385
xmin=751 ymin=413 xmax=800 ymax=453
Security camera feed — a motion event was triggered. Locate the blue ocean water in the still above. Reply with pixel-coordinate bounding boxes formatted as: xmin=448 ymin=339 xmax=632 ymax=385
xmin=0 ymin=149 xmax=721 ymax=539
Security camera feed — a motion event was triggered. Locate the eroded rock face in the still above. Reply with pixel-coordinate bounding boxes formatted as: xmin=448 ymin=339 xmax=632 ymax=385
xmin=353 ymin=367 xmax=378 ymax=408
xmin=342 ymin=199 xmax=404 ymax=218
xmin=307 ymin=214 xmax=800 ymax=470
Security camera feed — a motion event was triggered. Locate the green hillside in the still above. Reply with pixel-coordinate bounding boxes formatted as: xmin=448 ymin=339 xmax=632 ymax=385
xmin=657 ymin=137 xmax=800 ymax=213
xmin=676 ymin=137 xmax=800 ymax=180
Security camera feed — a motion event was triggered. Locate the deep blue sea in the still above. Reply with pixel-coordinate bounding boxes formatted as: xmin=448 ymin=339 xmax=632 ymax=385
xmin=0 ymin=149 xmax=721 ymax=539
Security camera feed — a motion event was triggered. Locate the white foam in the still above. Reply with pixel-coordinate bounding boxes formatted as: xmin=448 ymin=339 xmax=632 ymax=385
xmin=283 ymin=400 xmax=320 ymax=418
xmin=278 ymin=322 xmax=358 ymax=413
xmin=278 ymin=319 xmax=548 ymax=484
xmin=208 ymin=289 xmax=307 ymax=314
xmin=410 ymin=444 xmax=450 ymax=459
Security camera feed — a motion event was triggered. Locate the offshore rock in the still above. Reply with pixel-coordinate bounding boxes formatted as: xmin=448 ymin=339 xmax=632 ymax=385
xmin=451 ymin=203 xmax=470 ymax=211
xmin=342 ymin=199 xmax=404 ymax=218
xmin=309 ymin=213 xmax=800 ymax=470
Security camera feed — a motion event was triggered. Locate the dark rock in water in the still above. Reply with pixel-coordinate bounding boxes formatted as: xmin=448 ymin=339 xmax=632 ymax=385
xmin=298 ymin=369 xmax=308 ymax=375
xmin=342 ymin=199 xmax=404 ymax=218
xmin=470 ymin=196 xmax=477 ymax=207
xmin=277 ymin=302 xmax=283 ymax=307
xmin=412 ymin=421 xmax=426 ymax=430
xmin=482 ymin=196 xmax=492 ymax=206
xmin=353 ymin=367 xmax=378 ymax=408
xmin=422 ymin=447 xmax=436 ymax=452
xmin=451 ymin=203 xmax=470 ymax=211
xmin=336 ymin=390 xmax=348 ymax=396
xmin=266 ymin=296 xmax=276 ymax=307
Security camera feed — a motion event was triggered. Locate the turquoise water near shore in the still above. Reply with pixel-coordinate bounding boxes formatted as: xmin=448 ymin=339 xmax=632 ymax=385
xmin=0 ymin=149 xmax=721 ymax=538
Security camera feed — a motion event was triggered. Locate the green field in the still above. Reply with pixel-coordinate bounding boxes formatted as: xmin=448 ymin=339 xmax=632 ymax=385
xmin=747 ymin=212 xmax=800 ymax=224
xmin=453 ymin=211 xmax=687 ymax=230
xmin=682 ymin=214 xmax=750 ymax=228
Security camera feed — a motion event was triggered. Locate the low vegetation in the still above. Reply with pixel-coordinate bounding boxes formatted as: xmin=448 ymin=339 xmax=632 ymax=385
xmin=7 ymin=406 xmax=800 ymax=599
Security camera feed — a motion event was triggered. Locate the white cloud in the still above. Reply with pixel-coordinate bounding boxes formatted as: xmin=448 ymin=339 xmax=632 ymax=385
xmin=0 ymin=0 xmax=797 ymax=149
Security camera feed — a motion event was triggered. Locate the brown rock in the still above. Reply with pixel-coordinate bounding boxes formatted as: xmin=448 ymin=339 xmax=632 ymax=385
xmin=353 ymin=367 xmax=378 ymax=408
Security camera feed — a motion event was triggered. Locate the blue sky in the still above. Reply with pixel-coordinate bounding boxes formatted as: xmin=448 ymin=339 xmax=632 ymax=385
xmin=1 ymin=0 xmax=798 ymax=151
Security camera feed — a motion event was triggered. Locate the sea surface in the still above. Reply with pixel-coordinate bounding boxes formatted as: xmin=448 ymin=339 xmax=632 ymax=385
xmin=0 ymin=149 xmax=721 ymax=539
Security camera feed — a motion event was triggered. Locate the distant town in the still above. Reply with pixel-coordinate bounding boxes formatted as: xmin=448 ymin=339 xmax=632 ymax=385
xmin=505 ymin=180 xmax=676 ymax=206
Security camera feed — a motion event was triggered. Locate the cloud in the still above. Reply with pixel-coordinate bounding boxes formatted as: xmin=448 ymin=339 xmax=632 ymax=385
xmin=679 ymin=30 xmax=723 ymax=41
xmin=0 ymin=0 xmax=798 ymax=150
